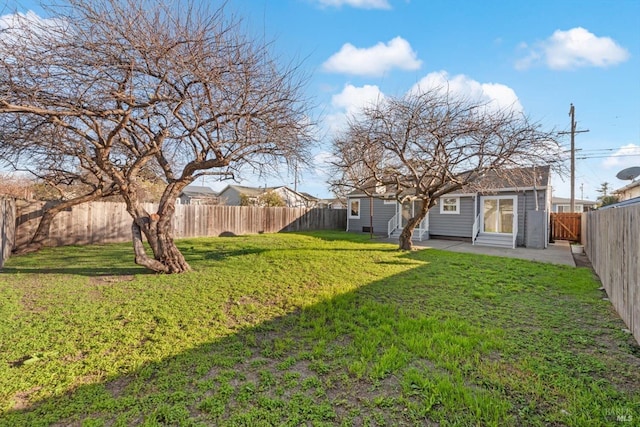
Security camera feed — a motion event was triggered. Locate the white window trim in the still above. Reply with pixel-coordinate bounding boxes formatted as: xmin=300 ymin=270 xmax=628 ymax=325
xmin=480 ymin=195 xmax=518 ymax=234
xmin=439 ymin=197 xmax=460 ymax=214
xmin=383 ymin=199 xmax=396 ymax=205
xmin=349 ymin=199 xmax=361 ymax=219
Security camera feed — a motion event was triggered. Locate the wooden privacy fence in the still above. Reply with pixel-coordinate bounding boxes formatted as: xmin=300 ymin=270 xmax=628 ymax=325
xmin=0 ymin=196 xmax=16 ymax=269
xmin=584 ymin=205 xmax=639 ymax=345
xmin=550 ymin=212 xmax=581 ymax=242
xmin=14 ymin=201 xmax=347 ymax=249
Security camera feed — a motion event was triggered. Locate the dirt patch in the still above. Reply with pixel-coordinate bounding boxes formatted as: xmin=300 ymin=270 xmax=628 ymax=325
xmin=11 ymin=386 xmax=42 ymax=411
xmin=105 ymin=375 xmax=132 ymax=398
xmin=89 ymin=275 xmax=135 ymax=285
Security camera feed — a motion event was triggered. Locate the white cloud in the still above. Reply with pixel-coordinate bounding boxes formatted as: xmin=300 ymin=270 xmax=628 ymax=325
xmin=0 ymin=10 xmax=61 ymax=31
xmin=516 ymin=27 xmax=630 ymax=70
xmin=603 ymin=143 xmax=640 ymax=170
xmin=331 ymin=84 xmax=384 ymax=115
xmin=322 ymin=36 xmax=422 ymax=76
xmin=0 ymin=11 xmax=66 ymax=45
xmin=321 ymin=84 xmax=384 ymax=137
xmin=409 ymin=71 xmax=523 ymax=113
xmin=313 ymin=0 xmax=391 ymax=9
xmin=325 ymin=84 xmax=384 ymax=134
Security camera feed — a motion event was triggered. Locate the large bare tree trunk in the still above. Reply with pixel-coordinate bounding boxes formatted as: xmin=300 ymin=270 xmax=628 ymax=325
xmin=398 ymin=215 xmax=420 ymax=251
xmin=131 ymin=216 xmax=190 ymax=273
xmin=127 ymin=188 xmax=191 ymax=274
xmin=398 ymin=200 xmax=431 ymax=251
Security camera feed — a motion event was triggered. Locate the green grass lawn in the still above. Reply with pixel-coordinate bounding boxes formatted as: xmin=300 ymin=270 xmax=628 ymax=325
xmin=0 ymin=231 xmax=638 ymax=426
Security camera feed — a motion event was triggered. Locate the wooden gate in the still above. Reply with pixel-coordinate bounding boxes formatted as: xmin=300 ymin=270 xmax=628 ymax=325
xmin=550 ymin=213 xmax=581 ymax=242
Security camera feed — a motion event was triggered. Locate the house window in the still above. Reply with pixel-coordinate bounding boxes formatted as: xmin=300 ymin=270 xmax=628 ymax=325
xmin=440 ymin=197 xmax=460 ymax=214
xmin=349 ymin=199 xmax=360 ymax=219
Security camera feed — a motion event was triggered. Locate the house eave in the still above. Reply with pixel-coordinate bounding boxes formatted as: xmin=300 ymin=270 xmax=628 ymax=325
xmin=346 ymin=186 xmax=549 ymax=199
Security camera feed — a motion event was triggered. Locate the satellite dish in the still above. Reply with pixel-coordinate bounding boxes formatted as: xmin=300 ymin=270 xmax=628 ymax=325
xmin=616 ymin=166 xmax=640 ymax=181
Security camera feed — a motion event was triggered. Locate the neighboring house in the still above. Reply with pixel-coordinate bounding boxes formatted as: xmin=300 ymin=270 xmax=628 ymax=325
xmin=614 ymin=180 xmax=640 ymax=201
xmin=218 ymin=184 xmax=314 ymax=208
xmin=177 ymin=185 xmax=219 ymax=205
xmin=346 ymin=166 xmax=551 ymax=249
xmin=299 ymin=192 xmax=321 ymax=208
xmin=307 ymin=197 xmax=346 ymax=209
xmin=598 ymin=195 xmax=640 ymax=209
xmin=326 ymin=198 xmax=347 ymax=209
xmin=551 ymin=197 xmax=597 ymax=213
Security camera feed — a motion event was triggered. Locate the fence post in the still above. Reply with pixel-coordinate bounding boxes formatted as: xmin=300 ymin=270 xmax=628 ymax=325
xmin=1 ymin=197 xmax=17 ymax=269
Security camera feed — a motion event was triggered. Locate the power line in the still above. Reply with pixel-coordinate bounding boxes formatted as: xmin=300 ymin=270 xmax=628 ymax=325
xmin=577 ymin=153 xmax=640 ymax=160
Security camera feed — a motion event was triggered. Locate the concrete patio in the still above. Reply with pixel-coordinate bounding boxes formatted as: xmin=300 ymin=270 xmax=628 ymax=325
xmin=381 ymin=237 xmax=576 ymax=267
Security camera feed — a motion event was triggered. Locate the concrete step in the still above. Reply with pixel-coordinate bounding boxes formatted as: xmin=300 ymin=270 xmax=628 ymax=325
xmin=389 ymin=228 xmax=429 ymax=241
xmin=474 ymin=233 xmax=513 ymax=248
xmin=389 ymin=229 xmax=402 ymax=238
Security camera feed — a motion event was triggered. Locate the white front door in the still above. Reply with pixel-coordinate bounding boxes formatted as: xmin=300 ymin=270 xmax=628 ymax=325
xmin=481 ymin=196 xmax=516 ymax=234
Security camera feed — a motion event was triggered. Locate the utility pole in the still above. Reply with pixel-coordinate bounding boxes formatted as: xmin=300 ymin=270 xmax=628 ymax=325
xmin=558 ymin=104 xmax=589 ymax=212
xmin=569 ymin=104 xmax=576 ymax=212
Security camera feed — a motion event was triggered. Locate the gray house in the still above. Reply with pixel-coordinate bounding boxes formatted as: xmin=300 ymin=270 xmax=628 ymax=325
xmin=346 ymin=166 xmax=551 ymax=249
xmin=177 ymin=185 xmax=219 ymax=205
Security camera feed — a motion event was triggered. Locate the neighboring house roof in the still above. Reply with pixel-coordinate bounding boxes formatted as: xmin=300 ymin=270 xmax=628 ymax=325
xmin=299 ymin=192 xmax=320 ymax=201
xmin=220 ymin=184 xmax=308 ymax=197
xmin=347 ymin=165 xmax=550 ymax=197
xmin=614 ymin=179 xmax=640 ymax=193
xmin=180 ymin=185 xmax=218 ymax=198
xmin=219 ymin=184 xmax=269 ymax=197
xmin=614 ymin=179 xmax=640 ymax=194
xmin=218 ymin=184 xmax=317 ymax=205
xmin=551 ymin=197 xmax=597 ymax=206
xmin=598 ymin=195 xmax=640 ymax=209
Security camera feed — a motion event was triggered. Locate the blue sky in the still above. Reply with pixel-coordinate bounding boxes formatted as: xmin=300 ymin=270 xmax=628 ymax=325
xmin=5 ymin=0 xmax=640 ymax=200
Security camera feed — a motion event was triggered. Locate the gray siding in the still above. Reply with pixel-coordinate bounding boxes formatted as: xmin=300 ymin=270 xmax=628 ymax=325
xmin=219 ymin=188 xmax=242 ymax=206
xmin=476 ymin=189 xmax=548 ymax=247
xmin=348 ymin=188 xmax=549 ymax=247
xmin=347 ymin=197 xmax=397 ymax=235
xmin=429 ymin=196 xmax=475 ymax=238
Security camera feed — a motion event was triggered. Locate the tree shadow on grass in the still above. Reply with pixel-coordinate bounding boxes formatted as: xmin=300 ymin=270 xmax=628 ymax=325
xmin=1 ymin=240 xmax=269 ymax=277
xmin=0 ymin=266 xmax=151 ymax=277
xmin=1 ymin=247 xmax=638 ymax=426
xmin=3 ymin=231 xmax=398 ymax=278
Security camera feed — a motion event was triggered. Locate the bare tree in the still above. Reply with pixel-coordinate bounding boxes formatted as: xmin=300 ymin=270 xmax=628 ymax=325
xmin=331 ymin=88 xmax=560 ymax=250
xmin=0 ymin=173 xmax=35 ymax=199
xmin=0 ymin=0 xmax=314 ymax=272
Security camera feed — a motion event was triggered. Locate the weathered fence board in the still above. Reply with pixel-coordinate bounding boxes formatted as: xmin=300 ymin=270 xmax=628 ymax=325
xmin=584 ymin=205 xmax=639 ymax=345
xmin=0 ymin=197 xmax=16 ymax=269
xmin=14 ymin=201 xmax=346 ymax=249
xmin=550 ymin=212 xmax=581 ymax=242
